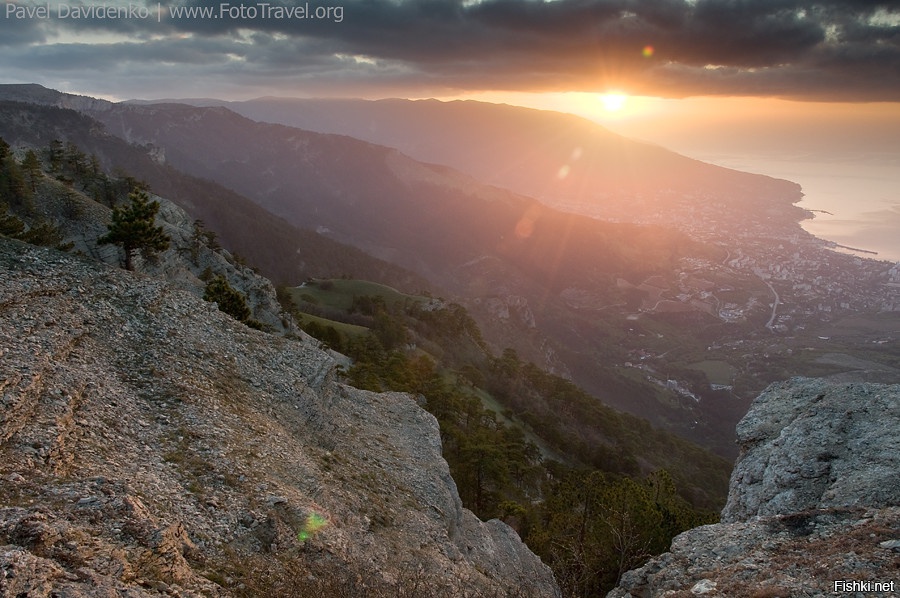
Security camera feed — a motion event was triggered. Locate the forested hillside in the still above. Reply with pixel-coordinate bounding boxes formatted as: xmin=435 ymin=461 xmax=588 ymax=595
xmin=280 ymin=277 xmax=729 ymax=595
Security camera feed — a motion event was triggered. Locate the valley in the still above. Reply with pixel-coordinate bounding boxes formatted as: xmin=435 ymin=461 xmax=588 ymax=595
xmin=169 ymin=94 xmax=900 ymax=392
xmin=2 ymin=84 xmax=894 ymax=460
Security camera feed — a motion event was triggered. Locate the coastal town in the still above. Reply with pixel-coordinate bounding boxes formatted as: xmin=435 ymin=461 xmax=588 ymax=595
xmin=552 ymin=185 xmax=899 ymax=401
xmin=558 ymin=187 xmax=900 ymax=330
xmin=673 ymin=227 xmax=899 ymax=332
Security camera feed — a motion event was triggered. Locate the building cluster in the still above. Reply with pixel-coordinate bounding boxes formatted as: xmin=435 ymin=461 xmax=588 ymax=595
xmin=631 ymin=192 xmax=900 ymax=325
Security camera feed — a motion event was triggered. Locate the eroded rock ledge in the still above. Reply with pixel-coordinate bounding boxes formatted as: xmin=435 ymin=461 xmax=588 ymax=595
xmin=0 ymin=239 xmax=560 ymax=597
xmin=608 ymin=378 xmax=899 ymax=598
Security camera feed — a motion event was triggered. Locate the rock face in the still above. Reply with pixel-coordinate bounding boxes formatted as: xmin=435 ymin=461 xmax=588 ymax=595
xmin=723 ymin=378 xmax=900 ymax=523
xmin=0 ymin=238 xmax=560 ymax=597
xmin=607 ymin=378 xmax=900 ymax=598
xmin=140 ymin=195 xmax=291 ymax=335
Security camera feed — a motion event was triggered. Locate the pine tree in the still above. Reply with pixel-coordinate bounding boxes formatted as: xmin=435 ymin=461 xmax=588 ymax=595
xmin=0 ymin=202 xmax=25 ymax=238
xmin=0 ymin=139 xmax=31 ymax=209
xmin=20 ymin=219 xmax=68 ymax=249
xmin=21 ymin=150 xmax=42 ymax=192
xmin=99 ymin=189 xmax=170 ymax=271
xmin=48 ymin=140 xmax=64 ymax=172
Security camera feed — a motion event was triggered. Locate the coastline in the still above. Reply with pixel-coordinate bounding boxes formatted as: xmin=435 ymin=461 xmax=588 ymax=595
xmin=700 ymin=155 xmax=900 ymax=263
xmin=828 ymin=242 xmax=879 ymax=256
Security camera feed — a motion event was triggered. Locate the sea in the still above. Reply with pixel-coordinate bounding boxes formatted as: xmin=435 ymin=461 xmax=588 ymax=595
xmin=691 ymin=154 xmax=900 ymax=264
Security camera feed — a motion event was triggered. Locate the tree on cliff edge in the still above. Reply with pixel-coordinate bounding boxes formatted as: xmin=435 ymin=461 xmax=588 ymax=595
xmin=99 ymin=189 xmax=170 ymax=271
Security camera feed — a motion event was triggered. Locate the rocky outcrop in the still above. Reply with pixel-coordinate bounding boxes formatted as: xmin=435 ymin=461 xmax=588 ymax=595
xmin=480 ymin=295 xmax=537 ymax=329
xmin=0 ymin=238 xmax=560 ymax=597
xmin=140 ymin=194 xmax=291 ymax=334
xmin=723 ymin=378 xmax=900 ymax=522
xmin=36 ymin=173 xmax=292 ymax=335
xmin=607 ymin=378 xmax=899 ymax=598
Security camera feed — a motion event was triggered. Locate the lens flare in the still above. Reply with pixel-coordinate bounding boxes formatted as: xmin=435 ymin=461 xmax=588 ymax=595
xmin=642 ymin=45 xmax=654 ymax=58
xmin=297 ymin=511 xmax=329 ymax=542
xmin=514 ymin=204 xmax=543 ymax=239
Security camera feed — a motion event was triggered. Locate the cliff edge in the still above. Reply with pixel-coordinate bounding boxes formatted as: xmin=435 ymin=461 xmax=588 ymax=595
xmin=0 ymin=238 xmax=560 ymax=597
xmin=608 ymin=378 xmax=899 ymax=597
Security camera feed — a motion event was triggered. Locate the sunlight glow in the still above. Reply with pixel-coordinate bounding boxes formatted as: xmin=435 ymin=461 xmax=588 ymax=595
xmin=600 ymin=93 xmax=628 ymax=113
xmin=438 ymin=91 xmax=665 ymax=124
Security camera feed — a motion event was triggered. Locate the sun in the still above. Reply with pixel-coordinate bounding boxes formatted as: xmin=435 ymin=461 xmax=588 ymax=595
xmin=600 ymin=92 xmax=628 ymax=112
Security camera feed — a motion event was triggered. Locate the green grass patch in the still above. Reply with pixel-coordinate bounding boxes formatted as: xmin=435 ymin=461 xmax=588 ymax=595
xmin=688 ymin=360 xmax=736 ymax=386
xmin=294 ymin=312 xmax=369 ymax=337
xmin=290 ymin=279 xmax=429 ymax=311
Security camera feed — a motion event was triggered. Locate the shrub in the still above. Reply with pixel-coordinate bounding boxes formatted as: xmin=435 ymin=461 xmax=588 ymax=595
xmin=204 ymin=276 xmax=252 ymax=323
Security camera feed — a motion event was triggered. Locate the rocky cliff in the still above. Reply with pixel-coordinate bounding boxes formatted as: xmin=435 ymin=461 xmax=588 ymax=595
xmin=0 ymin=238 xmax=560 ymax=597
xmin=608 ymin=378 xmax=899 ymax=597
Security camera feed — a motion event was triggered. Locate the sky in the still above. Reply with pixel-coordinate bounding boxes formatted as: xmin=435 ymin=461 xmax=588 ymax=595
xmin=2 ymin=0 xmax=898 ymax=157
xmin=2 ymin=0 xmax=900 ymax=256
xmin=1 ymin=0 xmax=898 ymax=102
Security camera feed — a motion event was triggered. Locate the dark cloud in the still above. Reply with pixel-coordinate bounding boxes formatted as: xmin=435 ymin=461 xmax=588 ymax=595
xmin=0 ymin=0 xmax=897 ymax=99
xmin=0 ymin=10 xmax=47 ymax=46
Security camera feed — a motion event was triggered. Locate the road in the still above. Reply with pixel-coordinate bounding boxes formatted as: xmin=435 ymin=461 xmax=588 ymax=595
xmin=761 ymin=278 xmax=781 ymax=330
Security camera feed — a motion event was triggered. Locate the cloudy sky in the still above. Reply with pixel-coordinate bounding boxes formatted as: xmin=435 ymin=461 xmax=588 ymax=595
xmin=3 ymin=0 xmax=900 ymax=257
xmin=1 ymin=0 xmax=898 ymax=102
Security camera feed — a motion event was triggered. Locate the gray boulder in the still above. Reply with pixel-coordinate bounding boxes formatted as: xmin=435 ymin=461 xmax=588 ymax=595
xmin=723 ymin=377 xmax=900 ymax=522
xmin=608 ymin=378 xmax=899 ymax=598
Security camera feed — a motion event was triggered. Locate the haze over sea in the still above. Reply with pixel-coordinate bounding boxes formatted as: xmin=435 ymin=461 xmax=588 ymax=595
xmin=697 ymin=154 xmax=900 ymax=263
xmin=597 ymin=100 xmax=900 ymax=265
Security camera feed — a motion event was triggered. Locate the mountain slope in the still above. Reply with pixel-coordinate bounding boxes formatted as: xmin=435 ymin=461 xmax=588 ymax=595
xmin=0 ymin=95 xmax=426 ymax=291
xmin=0 ymin=85 xmax=754 ymax=457
xmin=0 ymin=133 xmax=735 ymax=594
xmin=78 ymin=100 xmax=738 ymax=449
xmin=87 ymin=101 xmax=711 ymax=290
xmin=193 ymin=96 xmax=802 ymax=219
xmin=0 ymin=236 xmax=560 ymax=597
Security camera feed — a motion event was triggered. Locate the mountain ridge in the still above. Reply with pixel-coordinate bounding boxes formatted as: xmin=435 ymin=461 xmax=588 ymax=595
xmin=7 ymin=84 xmax=890 ymax=465
xmin=0 ymin=93 xmax=429 ymax=291
xmin=182 ymin=96 xmax=803 ymax=216
xmin=0 ymin=142 xmax=732 ymax=595
xmin=75 ymin=96 xmax=736 ymax=451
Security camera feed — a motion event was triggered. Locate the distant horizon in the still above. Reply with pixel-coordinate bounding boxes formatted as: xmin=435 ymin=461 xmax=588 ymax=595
xmin=98 ymin=86 xmax=900 ymax=262
xmin=5 ymin=79 xmax=900 ymax=261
